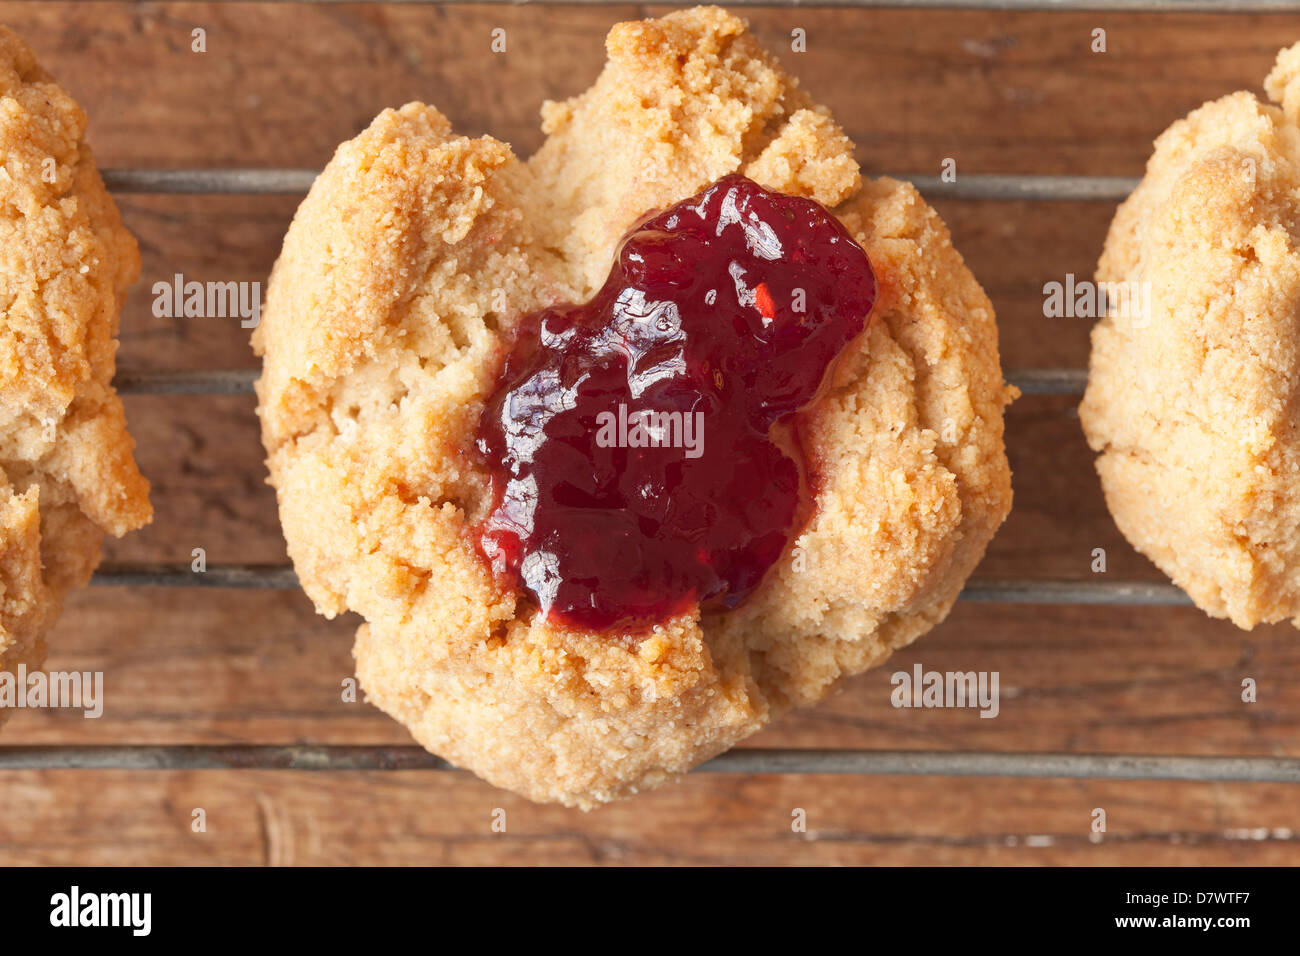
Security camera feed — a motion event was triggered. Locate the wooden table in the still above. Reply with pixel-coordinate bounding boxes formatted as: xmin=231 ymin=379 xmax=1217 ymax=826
xmin=1 ymin=0 xmax=1298 ymax=865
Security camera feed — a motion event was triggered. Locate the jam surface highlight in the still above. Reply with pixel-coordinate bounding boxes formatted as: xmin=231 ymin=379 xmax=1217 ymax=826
xmin=473 ymin=174 xmax=877 ymax=631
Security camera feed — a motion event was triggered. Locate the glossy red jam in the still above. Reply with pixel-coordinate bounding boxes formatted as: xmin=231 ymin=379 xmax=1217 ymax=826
xmin=473 ymin=174 xmax=877 ymax=631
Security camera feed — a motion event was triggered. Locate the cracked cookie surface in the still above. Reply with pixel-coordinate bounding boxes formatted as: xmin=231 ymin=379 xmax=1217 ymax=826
xmin=0 ymin=26 xmax=152 ymax=717
xmin=255 ymin=6 xmax=1013 ymax=806
xmin=1082 ymin=42 xmax=1300 ymax=630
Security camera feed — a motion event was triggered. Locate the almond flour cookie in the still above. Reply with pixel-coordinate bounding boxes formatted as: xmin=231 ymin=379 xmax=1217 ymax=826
xmin=255 ymin=6 xmax=1013 ymax=806
xmin=1081 ymin=43 xmax=1300 ymax=631
xmin=0 ymin=27 xmax=152 ymax=720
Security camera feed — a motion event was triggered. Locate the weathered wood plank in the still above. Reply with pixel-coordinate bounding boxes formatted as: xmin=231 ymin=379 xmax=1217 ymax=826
xmin=1 ymin=771 xmax=1297 ymax=865
xmin=6 ymin=5 xmax=1297 ymax=174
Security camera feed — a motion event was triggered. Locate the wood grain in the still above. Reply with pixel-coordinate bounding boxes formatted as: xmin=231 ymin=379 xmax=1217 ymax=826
xmin=1 ymin=1 xmax=1298 ymax=865
xmin=2 ymin=771 xmax=1298 ymax=865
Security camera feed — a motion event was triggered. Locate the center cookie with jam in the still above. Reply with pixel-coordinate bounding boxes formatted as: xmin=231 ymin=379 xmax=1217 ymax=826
xmin=255 ymin=5 xmax=1014 ymax=807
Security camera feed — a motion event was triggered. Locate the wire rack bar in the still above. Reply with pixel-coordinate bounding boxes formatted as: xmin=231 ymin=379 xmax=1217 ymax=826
xmin=115 ymin=369 xmax=259 ymax=395
xmin=104 ymin=168 xmax=320 ymax=195
xmin=91 ymin=563 xmax=1190 ymax=604
xmin=0 ymin=745 xmax=1295 ymax=781
xmin=904 ymin=174 xmax=1136 ymax=202
xmin=960 ymin=579 xmax=1191 ymax=605
xmin=103 ymin=168 xmax=1139 ymax=202
xmin=1008 ymin=369 xmax=1087 ymax=395
xmin=94 ymin=564 xmax=300 ymax=589
xmin=112 ymin=368 xmax=1087 ymax=396
xmin=704 ymin=750 xmax=1300 ymax=781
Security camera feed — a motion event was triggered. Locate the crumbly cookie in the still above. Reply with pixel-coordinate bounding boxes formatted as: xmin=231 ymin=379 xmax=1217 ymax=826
xmin=0 ymin=27 xmax=152 ymax=716
xmin=255 ymin=6 xmax=1013 ymax=806
xmin=1081 ymin=43 xmax=1300 ymax=630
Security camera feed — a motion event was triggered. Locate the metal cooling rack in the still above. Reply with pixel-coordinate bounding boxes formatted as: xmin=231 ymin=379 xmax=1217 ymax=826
xmin=4 ymin=0 xmax=1297 ymax=785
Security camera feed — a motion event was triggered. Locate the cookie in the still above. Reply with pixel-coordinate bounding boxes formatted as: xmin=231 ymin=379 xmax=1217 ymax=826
xmin=0 ymin=27 xmax=152 ymax=718
xmin=255 ymin=5 xmax=1013 ymax=806
xmin=1081 ymin=43 xmax=1300 ymax=630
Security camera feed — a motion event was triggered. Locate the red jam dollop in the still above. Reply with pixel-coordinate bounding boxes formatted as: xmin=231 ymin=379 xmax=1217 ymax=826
xmin=473 ymin=174 xmax=877 ymax=631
